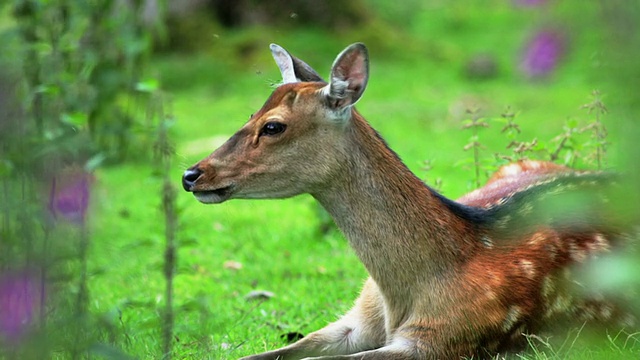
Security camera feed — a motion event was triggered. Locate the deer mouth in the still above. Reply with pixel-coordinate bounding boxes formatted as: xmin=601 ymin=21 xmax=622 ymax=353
xmin=193 ymin=185 xmax=234 ymax=204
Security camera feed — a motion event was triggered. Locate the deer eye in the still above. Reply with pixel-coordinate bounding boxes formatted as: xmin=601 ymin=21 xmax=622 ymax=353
xmin=260 ymin=121 xmax=287 ymax=136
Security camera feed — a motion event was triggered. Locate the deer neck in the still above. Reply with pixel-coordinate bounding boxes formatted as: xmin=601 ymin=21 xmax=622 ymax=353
xmin=312 ymin=112 xmax=477 ymax=303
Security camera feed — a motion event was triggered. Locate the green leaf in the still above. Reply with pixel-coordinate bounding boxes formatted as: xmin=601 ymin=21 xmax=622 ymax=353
xmin=135 ymin=78 xmax=159 ymax=93
xmin=532 ymin=141 xmax=548 ymax=151
xmin=566 ymin=118 xmax=579 ymax=129
xmin=563 ymin=151 xmax=574 ymax=165
xmin=61 ymin=111 xmax=88 ymax=127
xmin=85 ymin=153 xmax=107 ymax=171
xmin=35 ymin=84 xmax=60 ymax=95
xmin=0 ymin=159 xmax=14 ymax=177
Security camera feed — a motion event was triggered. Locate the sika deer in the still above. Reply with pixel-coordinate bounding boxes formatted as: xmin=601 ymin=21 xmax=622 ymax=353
xmin=182 ymin=43 xmax=632 ymax=359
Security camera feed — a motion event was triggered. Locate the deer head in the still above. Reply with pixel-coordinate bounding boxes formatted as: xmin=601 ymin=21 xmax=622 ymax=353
xmin=182 ymin=43 xmax=369 ymax=204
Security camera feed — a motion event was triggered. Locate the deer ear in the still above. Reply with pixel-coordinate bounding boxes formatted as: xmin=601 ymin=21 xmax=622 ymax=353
xmin=270 ymin=44 xmax=324 ymax=83
xmin=325 ymin=43 xmax=369 ymax=109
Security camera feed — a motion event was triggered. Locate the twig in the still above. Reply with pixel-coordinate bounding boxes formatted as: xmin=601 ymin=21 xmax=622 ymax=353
xmin=462 ymin=108 xmax=489 ymax=188
xmin=151 ymin=90 xmax=178 ymax=360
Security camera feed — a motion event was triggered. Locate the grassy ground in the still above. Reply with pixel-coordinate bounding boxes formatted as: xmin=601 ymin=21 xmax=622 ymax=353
xmin=82 ymin=2 xmax=640 ymax=359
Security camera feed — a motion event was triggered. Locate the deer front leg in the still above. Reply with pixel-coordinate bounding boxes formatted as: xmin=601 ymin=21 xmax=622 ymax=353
xmin=300 ymin=338 xmax=423 ymax=360
xmin=240 ymin=278 xmax=386 ymax=360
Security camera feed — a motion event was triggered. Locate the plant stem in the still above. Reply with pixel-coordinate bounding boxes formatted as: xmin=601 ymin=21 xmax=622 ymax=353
xmin=473 ymin=133 xmax=480 ymax=188
xmin=162 ymin=180 xmax=176 ymax=360
xmin=72 ymin=222 xmax=90 ymax=360
xmin=154 ymin=93 xmax=177 ymax=360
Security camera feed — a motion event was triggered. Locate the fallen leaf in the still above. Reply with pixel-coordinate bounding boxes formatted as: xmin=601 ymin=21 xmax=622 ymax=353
xmin=213 ymin=222 xmax=225 ymax=231
xmin=223 ymin=260 xmax=242 ymax=271
xmin=245 ymin=290 xmax=274 ymax=301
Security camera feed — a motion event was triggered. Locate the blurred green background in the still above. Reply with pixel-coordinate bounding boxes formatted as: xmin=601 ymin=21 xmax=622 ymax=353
xmin=0 ymin=0 xmax=639 ymax=359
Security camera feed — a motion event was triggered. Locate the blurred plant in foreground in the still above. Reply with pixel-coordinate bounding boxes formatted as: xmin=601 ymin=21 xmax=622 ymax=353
xmin=137 ymin=78 xmax=179 ymax=360
xmin=0 ymin=0 xmax=164 ymax=357
xmin=12 ymin=0 xmax=163 ymax=162
xmin=0 ymin=270 xmax=43 ymax=346
xmin=48 ymin=167 xmax=93 ymax=225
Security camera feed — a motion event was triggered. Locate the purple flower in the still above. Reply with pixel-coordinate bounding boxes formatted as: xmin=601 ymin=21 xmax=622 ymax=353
xmin=519 ymin=30 xmax=566 ymax=78
xmin=48 ymin=167 xmax=93 ymax=224
xmin=0 ymin=271 xmax=42 ymax=344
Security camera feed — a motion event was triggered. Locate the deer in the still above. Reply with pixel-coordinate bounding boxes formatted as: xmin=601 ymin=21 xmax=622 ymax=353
xmin=181 ymin=43 xmax=633 ymax=359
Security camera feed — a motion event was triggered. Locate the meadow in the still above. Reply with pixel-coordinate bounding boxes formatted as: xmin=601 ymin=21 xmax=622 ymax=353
xmin=2 ymin=1 xmax=640 ymax=359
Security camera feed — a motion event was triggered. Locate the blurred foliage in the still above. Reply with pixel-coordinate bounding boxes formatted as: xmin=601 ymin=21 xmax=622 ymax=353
xmin=0 ymin=0 xmax=166 ymax=358
xmin=209 ymin=0 xmax=370 ymax=28
xmin=160 ymin=0 xmax=410 ymax=57
xmin=9 ymin=0 xmax=162 ymax=164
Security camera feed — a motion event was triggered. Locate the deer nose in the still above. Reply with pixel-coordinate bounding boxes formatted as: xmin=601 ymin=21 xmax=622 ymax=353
xmin=182 ymin=168 xmax=203 ymax=192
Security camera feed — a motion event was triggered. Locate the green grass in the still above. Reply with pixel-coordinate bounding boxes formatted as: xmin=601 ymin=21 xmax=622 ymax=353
xmin=78 ymin=2 xmax=640 ymax=359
